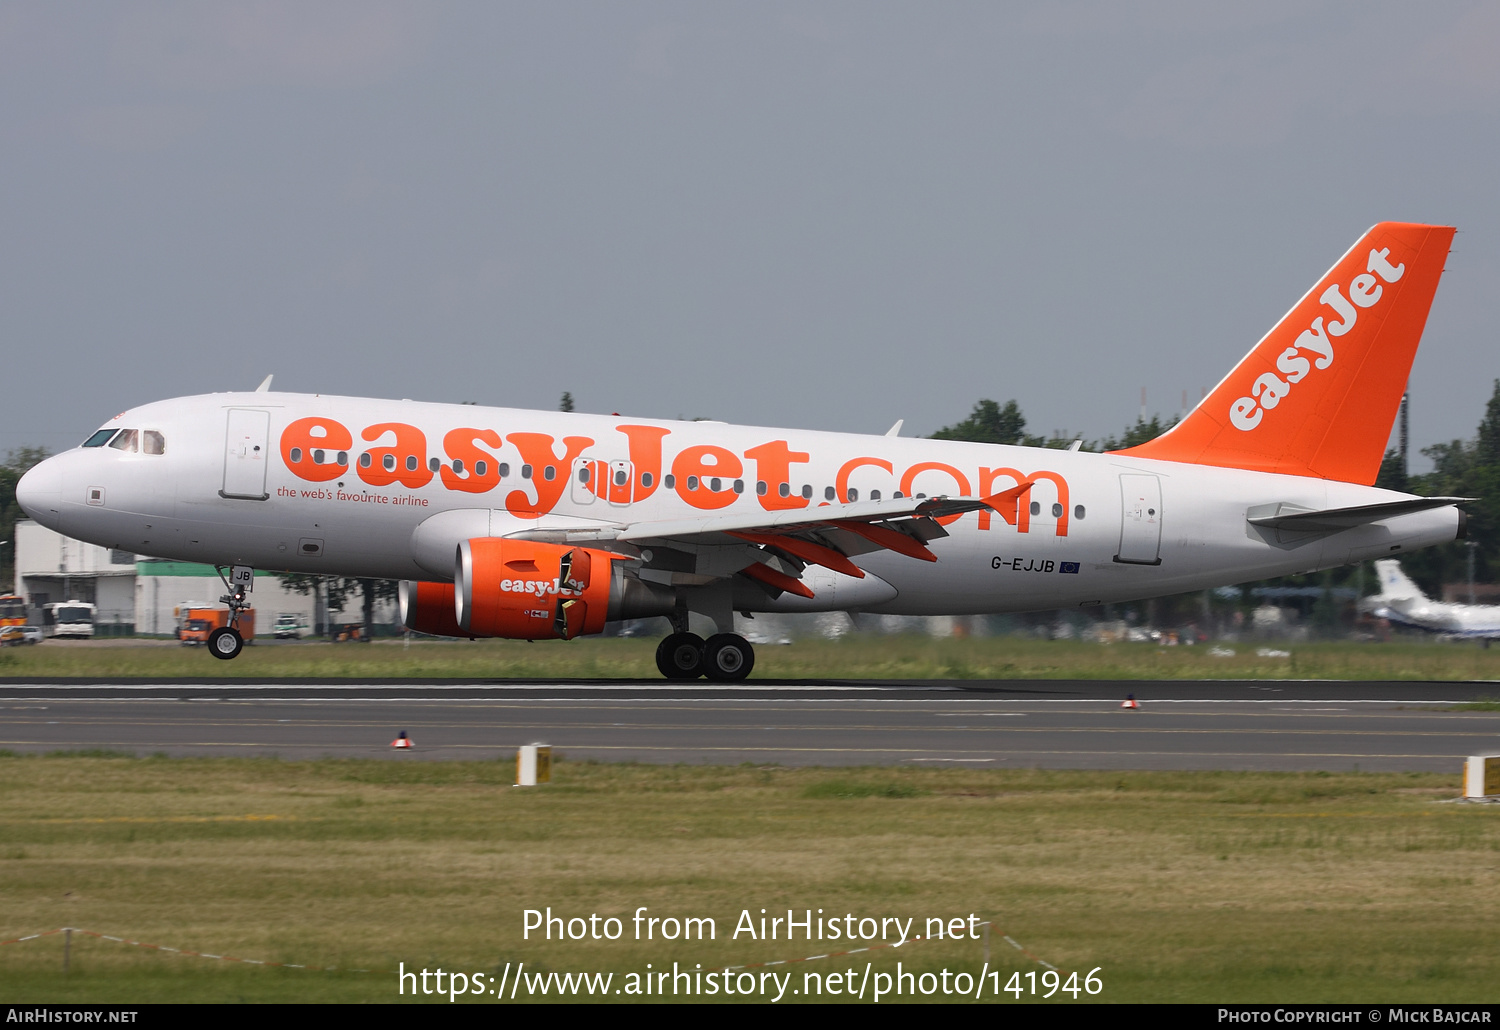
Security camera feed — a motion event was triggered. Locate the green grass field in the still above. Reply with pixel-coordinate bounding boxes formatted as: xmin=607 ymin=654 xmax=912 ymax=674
xmin=4 ymin=635 xmax=1500 ymax=681
xmin=1 ymin=755 xmax=1496 ymax=1003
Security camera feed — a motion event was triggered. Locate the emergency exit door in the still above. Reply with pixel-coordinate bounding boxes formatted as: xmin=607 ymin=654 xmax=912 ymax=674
xmin=1114 ymin=473 xmax=1162 ymax=565
xmin=221 ymin=409 xmax=271 ymax=500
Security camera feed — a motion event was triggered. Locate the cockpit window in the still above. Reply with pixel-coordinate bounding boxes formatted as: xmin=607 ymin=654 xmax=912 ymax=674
xmin=143 ymin=430 xmax=165 ymax=455
xmin=109 ymin=429 xmax=139 ymax=453
xmin=82 ymin=429 xmax=118 ymax=448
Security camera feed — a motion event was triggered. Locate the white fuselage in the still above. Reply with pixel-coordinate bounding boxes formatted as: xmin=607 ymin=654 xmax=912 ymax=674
xmin=1369 ymin=595 xmax=1500 ymax=638
xmin=17 ymin=391 xmax=1459 ymax=616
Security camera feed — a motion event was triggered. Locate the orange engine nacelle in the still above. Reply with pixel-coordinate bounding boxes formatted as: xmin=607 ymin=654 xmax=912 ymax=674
xmin=455 ymin=538 xmax=626 ymax=640
xmin=399 ymin=580 xmax=469 ymax=638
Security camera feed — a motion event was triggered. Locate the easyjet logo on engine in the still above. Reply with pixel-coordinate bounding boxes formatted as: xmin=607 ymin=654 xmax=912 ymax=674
xmin=1228 ymin=247 xmax=1407 ymax=432
xmin=500 ymin=578 xmax=580 ymax=599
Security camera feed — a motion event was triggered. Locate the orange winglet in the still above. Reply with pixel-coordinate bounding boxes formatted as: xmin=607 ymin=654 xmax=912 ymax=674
xmin=728 ymin=531 xmax=866 ymax=579
xmin=830 ymin=520 xmax=937 ymax=562
xmin=1114 ymin=222 xmax=1456 ymax=485
xmin=741 ymin=561 xmax=816 ymax=599
xmin=980 ymin=479 xmax=1034 ymax=524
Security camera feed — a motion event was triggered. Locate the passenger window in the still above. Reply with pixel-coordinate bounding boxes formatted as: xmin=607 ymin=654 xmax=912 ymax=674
xmin=893 ymin=491 xmax=904 ymax=499
xmin=801 ymin=485 xmax=812 ymax=499
xmin=476 ymin=460 xmax=488 ymax=477
xmin=406 ymin=456 xmax=418 ymax=472
xmin=143 ymin=431 xmax=165 ymax=455
xmin=429 ymin=458 xmax=441 ymax=472
xmin=847 ymin=488 xmax=859 ymax=501
xmin=733 ymin=479 xmax=744 ymax=494
xmin=313 ymin=449 xmax=326 ymax=465
xmin=663 ymin=474 xmax=674 ymax=489
xmin=642 ymin=472 xmax=654 ymax=488
xmin=778 ymin=483 xmax=790 ymax=498
xmin=109 ymin=429 xmax=139 ymax=452
xmin=82 ymin=429 xmax=117 ymax=448
xmin=452 ymin=458 xmax=465 ymax=475
xmin=1030 ymin=501 xmax=1041 ymax=516
xmin=1052 ymin=503 xmax=1063 ymax=518
xmin=383 ymin=454 xmax=396 ymax=471
xmin=757 ymin=481 xmax=768 ymax=496
xmin=544 ymin=465 xmax=556 ymax=481
xmin=615 ymin=469 xmax=628 ymax=486
xmin=499 ymin=463 xmax=510 ymax=478
xmin=870 ymin=489 xmax=881 ymax=501
xmin=687 ymin=476 xmax=699 ymax=491
xmin=521 ymin=465 xmax=533 ymax=480
xmin=359 ymin=453 xmax=373 ymax=468
xmin=824 ymin=486 xmax=835 ymax=501
xmin=1074 ymin=505 xmax=1086 ymax=520
xmin=290 ymin=447 xmax=303 ymax=463
xmin=578 ymin=466 xmax=591 ymax=483
xmin=710 ymin=477 xmax=722 ymax=492
xmin=337 ymin=452 xmax=348 ymax=466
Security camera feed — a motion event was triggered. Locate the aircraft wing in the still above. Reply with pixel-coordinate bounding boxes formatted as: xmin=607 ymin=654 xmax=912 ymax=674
xmin=508 ymin=486 xmax=1032 ymax=598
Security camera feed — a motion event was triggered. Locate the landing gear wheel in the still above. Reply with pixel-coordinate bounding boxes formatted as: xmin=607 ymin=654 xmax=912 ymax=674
xmin=656 ymin=632 xmax=705 ymax=680
xmin=702 ymin=633 xmax=755 ymax=682
xmin=208 ymin=626 xmax=244 ymax=660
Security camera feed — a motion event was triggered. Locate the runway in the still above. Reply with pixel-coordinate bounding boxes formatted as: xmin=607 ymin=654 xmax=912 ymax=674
xmin=2 ymin=679 xmax=1498 ymax=770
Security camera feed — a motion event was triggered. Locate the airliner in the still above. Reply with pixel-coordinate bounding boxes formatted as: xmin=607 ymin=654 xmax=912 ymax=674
xmin=15 ymin=222 xmax=1469 ymax=679
xmin=1361 ymin=559 xmax=1500 ymax=639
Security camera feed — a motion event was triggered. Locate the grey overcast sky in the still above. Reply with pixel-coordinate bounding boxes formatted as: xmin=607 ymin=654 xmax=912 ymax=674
xmin=3 ymin=2 xmax=1499 ymax=469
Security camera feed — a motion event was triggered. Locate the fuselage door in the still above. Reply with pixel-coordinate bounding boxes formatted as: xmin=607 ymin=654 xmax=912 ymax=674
xmin=1114 ymin=473 xmax=1162 ymax=565
xmin=221 ymin=409 xmax=271 ymax=500
xmin=570 ymin=457 xmax=598 ymax=505
xmin=607 ymin=460 xmax=634 ymax=506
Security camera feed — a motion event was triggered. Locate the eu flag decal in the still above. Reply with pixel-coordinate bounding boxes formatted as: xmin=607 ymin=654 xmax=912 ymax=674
xmin=1059 ymin=561 xmax=1081 ymax=574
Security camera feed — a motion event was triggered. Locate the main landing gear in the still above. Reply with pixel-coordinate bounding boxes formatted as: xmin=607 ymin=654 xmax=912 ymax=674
xmin=655 ymin=632 xmax=756 ymax=682
xmin=208 ymin=564 xmax=254 ymax=661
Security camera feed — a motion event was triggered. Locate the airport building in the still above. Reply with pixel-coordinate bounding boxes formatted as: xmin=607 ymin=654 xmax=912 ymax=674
xmin=12 ymin=519 xmax=331 ymax=637
xmin=12 ymin=519 xmax=138 ymax=633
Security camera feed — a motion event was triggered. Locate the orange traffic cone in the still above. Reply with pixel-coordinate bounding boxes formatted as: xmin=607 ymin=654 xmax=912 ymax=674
xmin=1121 ymin=695 xmax=1140 ymax=709
xmin=391 ymin=731 xmax=413 ymax=749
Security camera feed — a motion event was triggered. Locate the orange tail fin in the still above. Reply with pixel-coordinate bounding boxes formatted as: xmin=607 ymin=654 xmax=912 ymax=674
xmin=1114 ymin=222 xmax=1455 ymax=484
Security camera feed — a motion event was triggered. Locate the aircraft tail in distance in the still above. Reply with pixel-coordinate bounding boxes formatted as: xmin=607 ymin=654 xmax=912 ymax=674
xmin=1115 ymin=223 xmax=1455 ymax=485
xmin=1372 ymin=559 xmax=1427 ymax=602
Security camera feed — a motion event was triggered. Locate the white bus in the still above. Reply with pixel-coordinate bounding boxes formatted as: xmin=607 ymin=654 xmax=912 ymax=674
xmin=45 ymin=601 xmax=96 ymax=639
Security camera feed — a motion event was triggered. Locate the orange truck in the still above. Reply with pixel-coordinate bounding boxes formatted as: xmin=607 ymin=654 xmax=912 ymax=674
xmin=179 ymin=607 xmax=256 ymax=646
xmin=0 ymin=594 xmax=26 ymax=628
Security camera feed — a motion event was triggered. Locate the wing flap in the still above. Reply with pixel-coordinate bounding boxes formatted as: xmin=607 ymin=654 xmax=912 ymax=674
xmin=503 ymin=491 xmax=1018 ymax=596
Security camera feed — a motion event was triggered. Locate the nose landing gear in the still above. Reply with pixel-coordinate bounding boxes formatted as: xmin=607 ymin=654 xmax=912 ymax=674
xmin=208 ymin=625 xmax=244 ymax=660
xmin=209 ymin=564 xmax=255 ymax=661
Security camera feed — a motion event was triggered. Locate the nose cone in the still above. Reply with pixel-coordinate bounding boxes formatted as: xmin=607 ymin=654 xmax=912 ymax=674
xmin=16 ymin=458 xmax=65 ymax=532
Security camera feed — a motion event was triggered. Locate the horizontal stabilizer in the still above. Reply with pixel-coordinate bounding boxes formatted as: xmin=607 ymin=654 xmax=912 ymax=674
xmin=1246 ymin=496 xmax=1470 ymax=533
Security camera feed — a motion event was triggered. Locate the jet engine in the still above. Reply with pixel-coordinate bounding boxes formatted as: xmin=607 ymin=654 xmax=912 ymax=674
xmin=448 ymin=538 xmax=674 ymax=640
xmin=398 ymin=580 xmax=469 ymax=638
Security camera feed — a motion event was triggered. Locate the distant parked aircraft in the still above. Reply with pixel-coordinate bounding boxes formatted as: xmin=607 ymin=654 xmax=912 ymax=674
xmin=1362 ymin=560 xmax=1500 ymax=639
